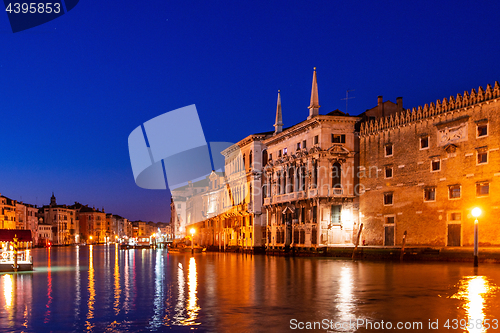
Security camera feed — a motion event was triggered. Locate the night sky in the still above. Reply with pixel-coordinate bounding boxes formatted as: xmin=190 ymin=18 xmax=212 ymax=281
xmin=1 ymin=1 xmax=500 ymax=222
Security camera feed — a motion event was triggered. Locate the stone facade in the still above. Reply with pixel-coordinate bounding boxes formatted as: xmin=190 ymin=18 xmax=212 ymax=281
xmin=263 ymin=71 xmax=361 ymax=250
xmin=360 ymin=82 xmax=500 ymax=246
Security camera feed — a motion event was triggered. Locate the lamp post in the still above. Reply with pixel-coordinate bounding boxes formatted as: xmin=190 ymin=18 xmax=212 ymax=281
xmin=190 ymin=228 xmax=195 ymax=254
xmin=471 ymin=207 xmax=481 ymax=267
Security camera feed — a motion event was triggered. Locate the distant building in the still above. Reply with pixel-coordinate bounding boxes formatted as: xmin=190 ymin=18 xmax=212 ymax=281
xmin=41 ymin=194 xmax=78 ymax=245
xmin=37 ymin=223 xmax=53 ymax=246
xmin=72 ymin=202 xmax=105 ymax=243
xmin=0 ymin=195 xmax=16 ymax=229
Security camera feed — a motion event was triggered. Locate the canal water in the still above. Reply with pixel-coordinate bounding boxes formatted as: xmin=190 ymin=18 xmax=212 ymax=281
xmin=0 ymin=245 xmax=499 ymax=332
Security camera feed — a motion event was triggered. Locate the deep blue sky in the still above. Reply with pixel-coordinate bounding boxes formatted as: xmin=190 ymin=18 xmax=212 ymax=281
xmin=1 ymin=1 xmax=500 ymax=222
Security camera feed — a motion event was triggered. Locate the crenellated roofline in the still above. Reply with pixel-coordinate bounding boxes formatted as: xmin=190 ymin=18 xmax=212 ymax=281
xmin=360 ymin=81 xmax=500 ymax=135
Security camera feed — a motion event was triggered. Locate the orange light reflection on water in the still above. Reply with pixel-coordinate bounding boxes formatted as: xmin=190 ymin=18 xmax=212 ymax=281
xmin=43 ymin=247 xmax=52 ymax=324
xmin=451 ymin=275 xmax=498 ymax=333
xmin=86 ymin=245 xmax=95 ymax=331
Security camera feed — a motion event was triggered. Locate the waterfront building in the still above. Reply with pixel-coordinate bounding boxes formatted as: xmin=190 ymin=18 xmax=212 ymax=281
xmin=37 ymin=223 xmax=53 ymax=246
xmin=359 ymin=82 xmax=500 ymax=246
xmin=170 ymin=179 xmax=210 ymax=239
xmin=73 ymin=203 xmax=105 ymax=243
xmin=0 ymin=195 xmax=16 ymax=229
xmin=263 ymin=69 xmax=361 ymax=250
xmin=15 ymin=202 xmax=39 ymax=245
xmin=41 ymin=194 xmax=78 ymax=245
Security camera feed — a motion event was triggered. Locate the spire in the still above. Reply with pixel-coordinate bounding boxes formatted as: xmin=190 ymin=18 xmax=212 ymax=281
xmin=274 ymin=90 xmax=283 ymax=134
xmin=308 ymin=67 xmax=320 ymax=119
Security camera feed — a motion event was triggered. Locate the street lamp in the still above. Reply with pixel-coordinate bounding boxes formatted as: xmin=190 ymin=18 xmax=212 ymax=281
xmin=471 ymin=207 xmax=481 ymax=267
xmin=190 ymin=228 xmax=195 ymax=254
xmin=89 ymin=235 xmax=93 ymax=245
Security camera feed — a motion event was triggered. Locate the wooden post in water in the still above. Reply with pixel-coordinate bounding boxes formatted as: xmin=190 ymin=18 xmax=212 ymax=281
xmin=400 ymin=231 xmax=407 ymax=262
xmin=352 ymin=223 xmax=363 ymax=260
xmin=13 ymin=235 xmax=18 ymax=272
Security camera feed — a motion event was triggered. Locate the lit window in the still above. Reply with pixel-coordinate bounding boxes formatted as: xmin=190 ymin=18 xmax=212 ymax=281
xmin=431 ymin=159 xmax=441 ymax=172
xmin=385 ymin=144 xmax=393 ymax=157
xmin=384 ymin=192 xmax=393 ymax=205
xmin=477 ymin=151 xmax=488 ymax=164
xmin=424 ymin=187 xmax=436 ymax=201
xmin=283 ymin=148 xmax=287 ymax=155
xmin=420 ymin=136 xmax=429 ymax=149
xmin=385 ymin=167 xmax=393 ymax=179
xmin=448 ymin=185 xmax=461 ymax=199
xmin=476 ymin=182 xmax=489 ymax=196
xmin=477 ymin=123 xmax=488 ymax=137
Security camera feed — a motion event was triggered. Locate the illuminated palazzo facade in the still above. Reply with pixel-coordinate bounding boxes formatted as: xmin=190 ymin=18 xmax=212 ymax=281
xmin=176 ymin=70 xmax=500 ymax=249
xmin=359 ymin=82 xmax=500 ymax=246
xmin=263 ymin=71 xmax=361 ymax=250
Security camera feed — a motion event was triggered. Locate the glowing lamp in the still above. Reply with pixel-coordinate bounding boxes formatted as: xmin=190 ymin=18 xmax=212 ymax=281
xmin=472 ymin=208 xmax=481 ymax=218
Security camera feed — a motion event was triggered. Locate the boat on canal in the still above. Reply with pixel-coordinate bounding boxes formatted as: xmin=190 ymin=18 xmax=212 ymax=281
xmin=0 ymin=229 xmax=33 ymax=272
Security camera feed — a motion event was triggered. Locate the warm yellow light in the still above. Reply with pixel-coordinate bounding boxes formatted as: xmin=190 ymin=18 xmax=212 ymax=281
xmin=89 ymin=236 xmax=93 ymax=240
xmin=190 ymin=228 xmax=195 ymax=235
xmin=472 ymin=208 xmax=482 ymax=218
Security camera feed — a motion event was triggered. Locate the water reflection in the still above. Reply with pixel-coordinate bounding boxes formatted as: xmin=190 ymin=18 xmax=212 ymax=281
xmin=174 ymin=262 xmax=185 ymax=324
xmin=44 ymin=247 xmax=52 ymax=324
xmin=148 ymin=250 xmax=165 ymax=330
xmin=185 ymin=256 xmax=200 ymax=325
xmin=86 ymin=245 xmax=95 ymax=331
xmin=113 ymin=244 xmax=121 ymax=316
xmin=74 ymin=246 xmax=81 ymax=323
xmin=337 ymin=265 xmax=355 ymax=323
xmin=2 ymin=274 xmax=13 ymax=310
xmin=172 ymin=257 xmax=200 ymax=327
xmin=452 ymin=275 xmax=498 ymax=333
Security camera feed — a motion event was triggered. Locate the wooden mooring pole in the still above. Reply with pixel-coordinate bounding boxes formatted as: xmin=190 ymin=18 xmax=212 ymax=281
xmin=400 ymin=231 xmax=407 ymax=262
xmin=352 ymin=223 xmax=363 ymax=260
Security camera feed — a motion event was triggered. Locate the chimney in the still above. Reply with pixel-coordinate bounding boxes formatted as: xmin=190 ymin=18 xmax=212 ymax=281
xmin=396 ymin=97 xmax=403 ymax=112
xmin=378 ymin=96 xmax=384 ymax=117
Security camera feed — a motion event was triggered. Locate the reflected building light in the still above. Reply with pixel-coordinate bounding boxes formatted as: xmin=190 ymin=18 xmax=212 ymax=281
xmin=452 ymin=276 xmax=498 ymax=333
xmin=74 ymin=246 xmax=81 ymax=321
xmin=44 ymin=247 xmax=52 ymax=324
xmin=185 ymin=256 xmax=200 ymax=325
xmin=337 ymin=265 xmax=355 ymax=322
xmin=3 ymin=274 xmax=13 ymax=310
xmin=148 ymin=251 xmax=165 ymax=330
xmin=124 ymin=250 xmax=130 ymax=314
xmin=86 ymin=245 xmax=95 ymax=331
xmin=114 ymin=246 xmax=121 ymax=316
xmin=174 ymin=262 xmax=185 ymax=324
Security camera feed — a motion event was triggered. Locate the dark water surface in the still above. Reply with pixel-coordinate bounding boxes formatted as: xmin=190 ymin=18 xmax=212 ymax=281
xmin=1 ymin=245 xmax=500 ymax=332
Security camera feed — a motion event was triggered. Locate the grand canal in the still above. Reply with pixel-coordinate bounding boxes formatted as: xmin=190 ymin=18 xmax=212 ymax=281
xmin=1 ymin=245 xmax=500 ymax=332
